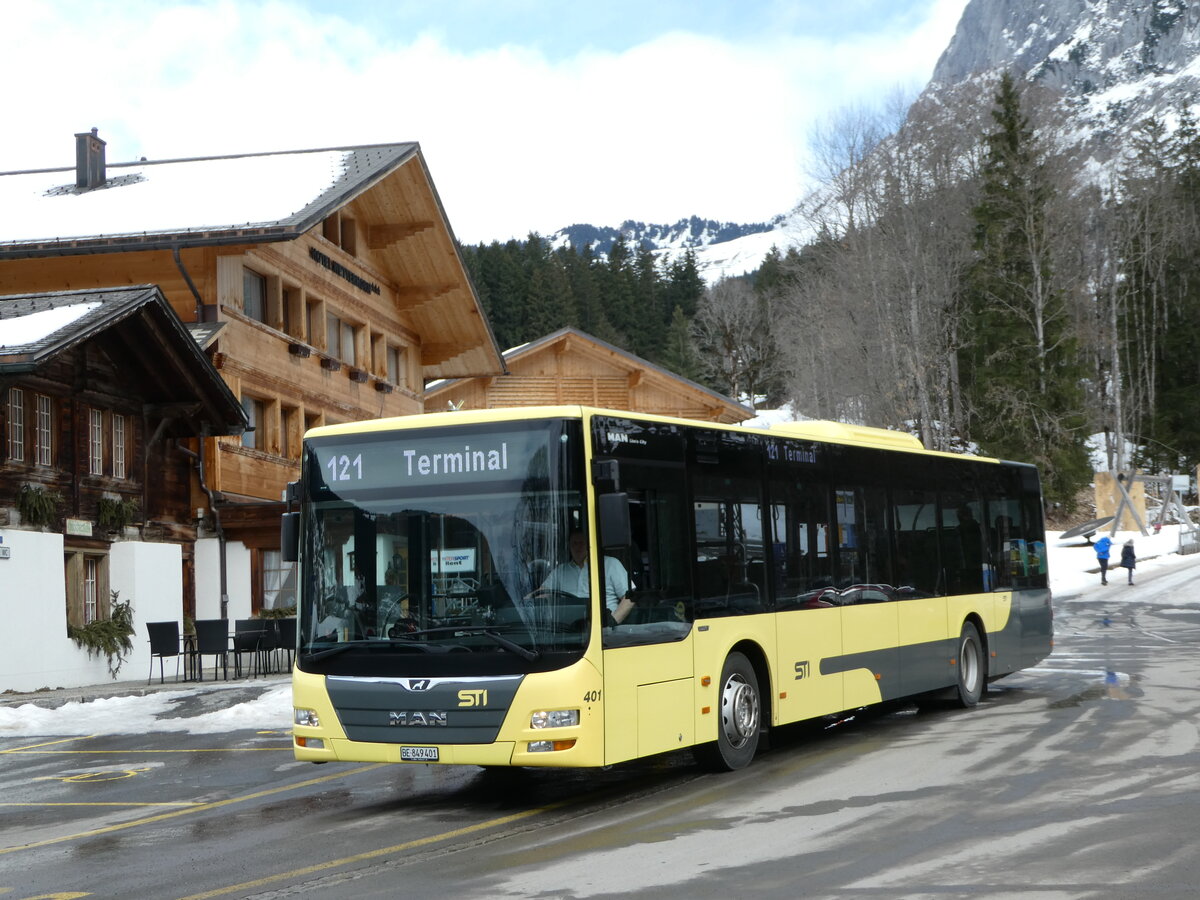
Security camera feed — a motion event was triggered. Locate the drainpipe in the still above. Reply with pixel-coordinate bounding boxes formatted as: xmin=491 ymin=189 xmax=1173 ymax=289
xmin=176 ymin=435 xmax=229 ymax=620
xmin=173 ymin=246 xmax=207 ymax=322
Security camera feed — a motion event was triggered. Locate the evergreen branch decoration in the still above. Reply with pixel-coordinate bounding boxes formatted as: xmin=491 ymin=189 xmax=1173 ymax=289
xmin=17 ymin=484 xmax=62 ymax=528
xmin=68 ymin=591 xmax=135 ymax=679
xmin=98 ymin=497 xmax=141 ymax=532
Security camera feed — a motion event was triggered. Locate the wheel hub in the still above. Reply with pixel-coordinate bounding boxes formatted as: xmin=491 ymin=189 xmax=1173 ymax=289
xmin=721 ymin=674 xmax=759 ymax=748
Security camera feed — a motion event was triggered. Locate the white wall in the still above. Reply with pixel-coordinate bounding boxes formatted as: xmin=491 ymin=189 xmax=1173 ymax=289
xmin=0 ymin=529 xmax=185 ymax=692
xmin=194 ymin=536 xmax=252 ymax=621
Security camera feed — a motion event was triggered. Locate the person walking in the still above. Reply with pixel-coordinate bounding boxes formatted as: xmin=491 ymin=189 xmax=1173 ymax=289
xmin=1119 ymin=539 xmax=1137 ymax=585
xmin=1094 ymin=534 xmax=1112 ymax=585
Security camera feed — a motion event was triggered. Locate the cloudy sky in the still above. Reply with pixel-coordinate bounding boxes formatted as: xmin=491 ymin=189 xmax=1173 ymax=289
xmin=0 ymin=0 xmax=967 ymax=244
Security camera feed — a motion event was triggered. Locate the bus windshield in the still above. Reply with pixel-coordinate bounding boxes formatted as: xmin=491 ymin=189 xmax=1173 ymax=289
xmin=296 ymin=418 xmax=587 ymax=675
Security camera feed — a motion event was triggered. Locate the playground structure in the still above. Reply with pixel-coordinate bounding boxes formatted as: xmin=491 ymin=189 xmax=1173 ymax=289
xmin=1097 ymin=470 xmax=1200 ymax=554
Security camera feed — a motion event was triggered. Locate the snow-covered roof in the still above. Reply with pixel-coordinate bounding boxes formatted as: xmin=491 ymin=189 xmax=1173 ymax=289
xmin=0 ymin=285 xmax=246 ymax=435
xmin=0 ymin=143 xmax=419 ymax=258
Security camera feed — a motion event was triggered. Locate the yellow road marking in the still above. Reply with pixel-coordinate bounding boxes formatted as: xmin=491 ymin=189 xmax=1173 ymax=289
xmin=176 ymin=799 xmax=572 ymax=900
xmin=0 ymin=736 xmax=99 ymax=753
xmin=5 ymin=748 xmax=288 ymax=754
xmin=0 ymin=764 xmax=385 ymax=856
xmin=0 ymin=802 xmax=199 ymax=808
xmin=2 ymin=734 xmax=289 ymax=755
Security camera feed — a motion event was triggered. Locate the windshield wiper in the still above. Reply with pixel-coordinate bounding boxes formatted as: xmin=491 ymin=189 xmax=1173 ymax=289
xmin=304 ymin=637 xmax=445 ymax=660
xmin=306 ymin=627 xmax=540 ymax=662
xmin=390 ymin=625 xmax=540 ymax=661
xmin=304 ymin=641 xmax=358 ymax=662
xmin=476 ymin=629 xmax=540 ymax=661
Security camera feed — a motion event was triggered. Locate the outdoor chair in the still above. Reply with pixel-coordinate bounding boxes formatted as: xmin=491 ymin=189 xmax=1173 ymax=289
xmin=193 ymin=618 xmax=230 ymax=681
xmin=232 ymin=619 xmax=265 ymax=678
xmin=146 ymin=620 xmax=182 ymax=684
xmin=258 ymin=618 xmax=281 ymax=674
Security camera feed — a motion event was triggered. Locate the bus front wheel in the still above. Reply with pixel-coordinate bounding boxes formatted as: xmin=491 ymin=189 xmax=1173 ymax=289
xmin=697 ymin=651 xmax=761 ymax=771
xmin=954 ymin=621 xmax=985 ymax=708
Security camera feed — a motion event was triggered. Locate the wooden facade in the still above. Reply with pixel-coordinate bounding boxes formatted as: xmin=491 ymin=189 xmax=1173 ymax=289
xmin=0 ymin=286 xmax=246 ymax=625
xmin=0 ymin=136 xmax=504 ymax=619
xmin=425 ymin=327 xmax=752 ymax=424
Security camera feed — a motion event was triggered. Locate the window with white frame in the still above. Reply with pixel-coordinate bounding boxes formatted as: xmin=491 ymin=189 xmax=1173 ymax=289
xmin=34 ymin=393 xmax=53 ymax=467
xmin=84 ymin=556 xmax=100 ymax=624
xmin=88 ymin=408 xmax=104 ymax=475
xmin=112 ymin=414 xmax=126 ymax=479
xmin=6 ymin=387 xmax=25 ymax=462
xmin=261 ymin=550 xmax=297 ymax=610
xmin=65 ymin=550 xmax=109 ymax=628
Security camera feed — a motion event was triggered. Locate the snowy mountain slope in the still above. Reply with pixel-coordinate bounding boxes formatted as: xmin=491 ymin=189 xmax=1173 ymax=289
xmin=930 ymin=0 xmax=1200 ymax=160
xmin=546 ymin=214 xmax=803 ymax=283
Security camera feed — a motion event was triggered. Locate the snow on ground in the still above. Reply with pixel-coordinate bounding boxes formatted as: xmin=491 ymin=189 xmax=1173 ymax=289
xmin=2 ymin=524 xmax=1197 ymax=737
xmin=1046 ymin=522 xmax=1200 ymax=602
xmin=0 ymin=680 xmax=293 ymax=738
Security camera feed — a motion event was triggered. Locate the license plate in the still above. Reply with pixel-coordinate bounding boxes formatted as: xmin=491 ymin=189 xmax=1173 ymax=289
xmin=401 ymin=746 xmax=439 ymax=762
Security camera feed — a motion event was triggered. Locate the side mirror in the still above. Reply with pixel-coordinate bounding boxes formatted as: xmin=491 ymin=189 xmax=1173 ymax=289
xmin=597 ymin=492 xmax=631 ymax=550
xmin=592 ymin=458 xmax=619 ymax=494
xmin=281 ymin=511 xmax=300 ymax=562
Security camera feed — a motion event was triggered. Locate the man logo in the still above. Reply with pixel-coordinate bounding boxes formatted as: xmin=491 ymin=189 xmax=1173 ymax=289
xmin=403 ymin=679 xmax=433 ymax=692
xmin=389 ymin=710 xmax=448 ymax=727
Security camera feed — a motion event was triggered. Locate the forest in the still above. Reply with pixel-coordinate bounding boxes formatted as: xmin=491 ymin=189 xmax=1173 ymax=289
xmin=459 ymin=72 xmax=1200 ymax=510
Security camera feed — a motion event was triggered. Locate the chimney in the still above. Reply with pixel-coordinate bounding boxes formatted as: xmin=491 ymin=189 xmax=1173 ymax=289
xmin=74 ymin=127 xmax=106 ymax=189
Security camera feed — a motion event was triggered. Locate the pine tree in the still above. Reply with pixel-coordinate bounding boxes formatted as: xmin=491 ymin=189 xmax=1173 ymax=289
xmin=599 ymin=234 xmax=636 ymax=346
xmin=964 ymin=71 xmax=1089 ymax=505
xmin=631 ymin=243 xmax=664 ymax=357
xmin=1145 ymin=107 xmax=1200 ymax=467
xmin=658 ymin=304 xmax=705 ymax=382
xmin=663 ymin=248 xmax=705 ymax=321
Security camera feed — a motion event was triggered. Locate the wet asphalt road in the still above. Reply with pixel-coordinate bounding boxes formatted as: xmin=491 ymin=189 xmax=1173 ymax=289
xmin=3 ymin=558 xmax=1200 ymax=899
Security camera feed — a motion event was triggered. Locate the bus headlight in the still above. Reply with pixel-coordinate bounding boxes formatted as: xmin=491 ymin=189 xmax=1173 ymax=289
xmin=530 ymin=709 xmax=579 ymax=729
xmin=294 ymin=708 xmax=321 ymax=728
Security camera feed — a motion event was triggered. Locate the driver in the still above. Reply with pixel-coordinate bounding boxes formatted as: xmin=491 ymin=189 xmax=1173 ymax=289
xmin=537 ymin=529 xmax=635 ymax=624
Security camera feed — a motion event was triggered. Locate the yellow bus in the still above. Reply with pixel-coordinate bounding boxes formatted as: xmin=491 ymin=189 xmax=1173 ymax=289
xmin=284 ymin=406 xmax=1051 ymax=771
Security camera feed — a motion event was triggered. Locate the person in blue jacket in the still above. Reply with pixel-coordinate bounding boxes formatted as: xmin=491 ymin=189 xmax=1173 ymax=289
xmin=1119 ymin=539 xmax=1137 ymax=585
xmin=1094 ymin=534 xmax=1112 ymax=585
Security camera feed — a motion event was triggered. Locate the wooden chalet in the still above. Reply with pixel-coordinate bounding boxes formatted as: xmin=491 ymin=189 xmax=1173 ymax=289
xmin=0 ymin=286 xmax=245 ymax=642
xmin=424 ymin=327 xmax=753 ymax=424
xmin=0 ymin=130 xmax=504 ymax=625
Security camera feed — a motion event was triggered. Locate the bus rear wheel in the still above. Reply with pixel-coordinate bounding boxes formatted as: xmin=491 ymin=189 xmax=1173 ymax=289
xmin=697 ymin=651 xmax=761 ymax=771
xmin=954 ymin=621 xmax=985 ymax=708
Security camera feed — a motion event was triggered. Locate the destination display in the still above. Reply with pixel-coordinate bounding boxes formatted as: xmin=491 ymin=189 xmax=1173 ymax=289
xmin=307 ymin=421 xmax=575 ymax=496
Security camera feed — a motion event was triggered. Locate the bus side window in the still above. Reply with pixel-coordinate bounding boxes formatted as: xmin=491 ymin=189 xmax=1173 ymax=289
xmin=691 ymin=472 xmax=767 ymax=617
xmin=766 ymin=477 xmax=834 ymax=609
xmin=940 ymin=491 xmax=985 ymax=595
xmin=893 ymin=488 xmax=939 ymax=597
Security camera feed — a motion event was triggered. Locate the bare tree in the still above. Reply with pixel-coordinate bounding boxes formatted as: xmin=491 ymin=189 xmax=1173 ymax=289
xmin=777 ymin=86 xmax=986 ymax=447
xmin=692 ymin=278 xmax=781 ymax=407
